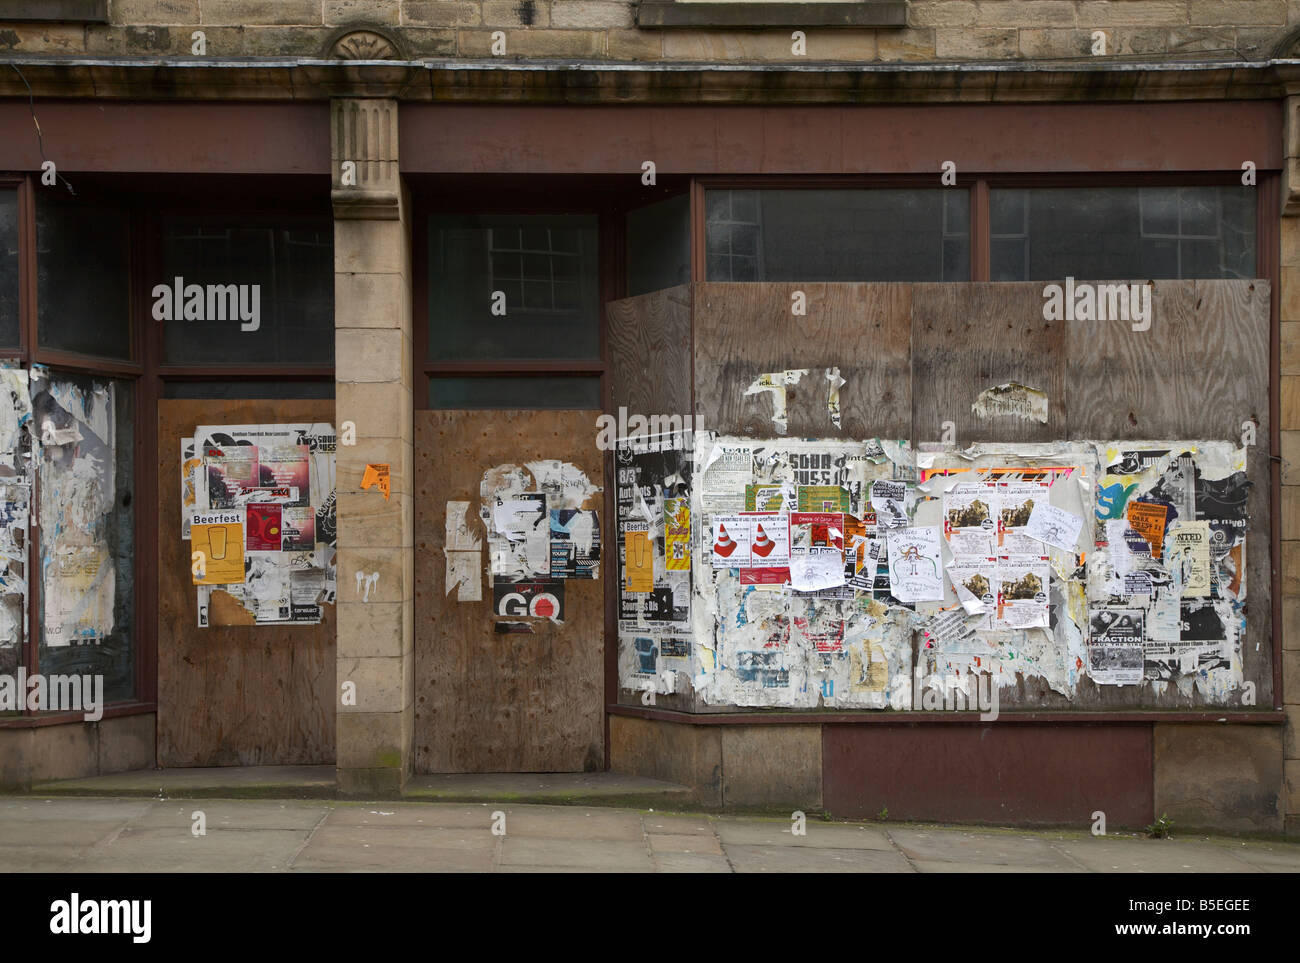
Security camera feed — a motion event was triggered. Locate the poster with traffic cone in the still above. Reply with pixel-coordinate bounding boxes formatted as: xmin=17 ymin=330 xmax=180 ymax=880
xmin=741 ymin=511 xmax=790 ymax=586
xmin=709 ymin=515 xmax=751 ymax=569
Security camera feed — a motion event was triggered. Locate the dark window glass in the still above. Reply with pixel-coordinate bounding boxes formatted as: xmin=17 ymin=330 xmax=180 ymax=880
xmin=429 ymin=375 xmax=601 ymax=409
xmin=628 ymin=194 xmax=690 ymax=296
xmin=989 ymin=187 xmax=1256 ymax=281
xmin=164 ymin=380 xmax=335 ymax=399
xmin=34 ymin=370 xmax=135 ymax=704
xmin=37 ymin=199 xmax=131 ymax=358
xmin=0 ymin=190 xmax=18 ymax=347
xmin=427 ymin=215 xmax=601 ymax=362
xmin=705 ymin=189 xmax=970 ymax=282
xmin=160 ymin=218 xmax=334 ymax=365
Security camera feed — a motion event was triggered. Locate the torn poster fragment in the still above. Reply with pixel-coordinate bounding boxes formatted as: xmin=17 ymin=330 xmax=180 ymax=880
xmin=361 ymin=463 xmax=390 ymax=501
xmin=1024 ymin=503 xmax=1085 ymax=553
xmin=550 ymin=509 xmax=600 ymax=579
xmin=826 ymin=367 xmax=845 ymax=430
xmin=971 ymin=382 xmax=1049 ymax=424
xmin=744 ymin=369 xmax=809 ymax=434
xmin=886 ymin=526 xmax=943 ymax=602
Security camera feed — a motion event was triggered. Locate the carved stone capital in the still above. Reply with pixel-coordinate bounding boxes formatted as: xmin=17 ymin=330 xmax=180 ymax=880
xmin=331 ymin=98 xmax=400 ymax=221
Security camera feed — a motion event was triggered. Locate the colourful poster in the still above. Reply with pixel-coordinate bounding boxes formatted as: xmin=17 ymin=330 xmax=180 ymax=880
xmin=191 ymin=509 xmax=246 ymax=585
xmin=246 ymin=503 xmax=283 ymax=552
xmin=624 ymin=523 xmax=653 ymax=592
xmin=664 ymin=496 xmax=691 ymax=571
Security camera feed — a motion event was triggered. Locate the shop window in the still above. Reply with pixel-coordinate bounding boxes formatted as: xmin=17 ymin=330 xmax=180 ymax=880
xmin=0 ymin=190 xmax=18 ymax=348
xmin=429 ymin=375 xmax=601 ymax=409
xmin=990 ymin=186 xmax=1256 ymax=281
xmin=427 ymin=214 xmax=601 ymax=362
xmin=627 ymin=194 xmax=690 ymax=296
xmin=705 ymin=189 xmax=970 ymax=282
xmin=164 ymin=380 xmax=335 ymax=399
xmin=159 ymin=218 xmax=334 ymax=365
xmin=33 ymin=369 xmax=135 ymax=703
xmin=36 ymin=198 xmax=131 ymax=359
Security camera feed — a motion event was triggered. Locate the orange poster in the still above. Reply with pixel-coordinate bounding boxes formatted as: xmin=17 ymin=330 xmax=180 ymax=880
xmin=1126 ymin=501 xmax=1168 ymax=560
xmin=624 ymin=525 xmax=654 ymax=593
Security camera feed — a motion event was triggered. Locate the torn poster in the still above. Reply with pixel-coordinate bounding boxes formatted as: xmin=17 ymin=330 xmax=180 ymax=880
xmin=1126 ymin=500 xmax=1168 ymax=560
xmin=789 ymin=512 xmax=845 ymax=592
xmin=709 ymin=514 xmax=751 ymax=569
xmin=871 ymin=480 xmax=908 ymax=530
xmin=181 ymin=437 xmax=200 ymax=539
xmin=624 ymin=523 xmax=653 ymax=592
xmin=34 ymin=369 xmax=118 ymax=646
xmin=444 ymin=499 xmax=482 ymax=603
xmin=971 ymin=382 xmax=1049 ymax=423
xmin=744 ymin=369 xmax=809 ymax=434
xmin=745 ymin=484 xmax=791 ymax=512
xmin=361 ymin=463 xmax=390 ymax=500
xmin=0 ymin=366 xmax=31 ymax=658
xmin=995 ymin=554 xmax=1050 ymax=629
xmin=191 ymin=422 xmax=336 ymax=626
xmin=997 ymin=479 xmax=1050 ymax=553
xmin=1166 ymin=520 xmax=1210 ymax=598
xmin=489 ymin=493 xmax=550 ymax=580
xmin=885 ymin=525 xmax=943 ymax=602
xmin=699 ymin=443 xmax=751 ymax=513
xmin=943 ymin=482 xmax=997 ymax=555
xmin=191 ymin=510 xmax=246 ymax=585
xmin=494 ymin=580 xmax=563 ymax=621
xmin=664 ymin=495 xmax=691 ymax=571
xmin=946 ymin=555 xmax=997 ymax=624
xmin=740 ymin=511 xmax=790 ymax=586
xmin=798 ymin=485 xmax=850 ymax=513
xmin=550 ymin=509 xmax=600 ymax=579
xmin=1089 ymin=606 xmax=1144 ymax=685
xmin=826 ymin=367 xmax=845 ymax=430
xmin=1024 ymin=503 xmax=1085 ymax=553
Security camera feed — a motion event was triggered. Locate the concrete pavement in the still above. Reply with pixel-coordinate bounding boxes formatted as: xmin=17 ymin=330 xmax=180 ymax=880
xmin=1 ymin=796 xmax=1298 ymax=872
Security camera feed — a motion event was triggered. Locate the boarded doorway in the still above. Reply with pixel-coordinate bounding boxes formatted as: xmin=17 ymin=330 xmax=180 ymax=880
xmin=414 ymin=409 xmax=605 ymax=772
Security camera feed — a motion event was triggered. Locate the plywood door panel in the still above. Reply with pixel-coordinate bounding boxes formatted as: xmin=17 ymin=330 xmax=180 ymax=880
xmin=693 ymin=282 xmax=912 ymax=439
xmin=607 ymin=284 xmax=693 ymax=417
xmin=414 ymin=409 xmax=605 ymax=773
xmin=911 ymin=282 xmax=1066 ymax=445
xmin=157 ymin=399 xmax=336 ymax=768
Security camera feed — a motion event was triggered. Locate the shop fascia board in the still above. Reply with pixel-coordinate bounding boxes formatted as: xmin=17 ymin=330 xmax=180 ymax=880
xmin=0 ymin=56 xmax=1292 ymax=104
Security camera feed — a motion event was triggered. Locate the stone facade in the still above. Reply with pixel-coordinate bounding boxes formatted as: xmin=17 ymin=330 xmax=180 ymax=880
xmin=0 ymin=1 xmax=1297 ymax=62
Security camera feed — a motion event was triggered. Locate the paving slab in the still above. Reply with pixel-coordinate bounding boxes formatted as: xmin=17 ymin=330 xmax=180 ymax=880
xmin=325 ymin=803 xmax=497 ymax=829
xmin=888 ymin=828 xmax=1082 ymax=870
xmin=726 ymin=844 xmax=914 ymax=873
xmin=912 ymin=859 xmax=1084 ymax=873
xmin=0 ymin=798 xmax=154 ymax=821
xmin=130 ymin=801 xmax=328 ymax=832
xmin=404 ymin=772 xmax=692 ymax=809
xmin=1222 ymin=844 xmax=1300 ymax=872
xmin=715 ymin=819 xmax=895 ymax=851
xmin=497 ymin=806 xmax=645 ymax=841
xmin=499 ymin=837 xmax=654 ymax=870
xmin=1054 ymin=837 xmax=1263 ymax=874
xmin=648 ymin=833 xmax=724 ymax=855
xmin=653 ymin=853 xmax=733 ymax=873
xmin=0 ymin=818 xmax=128 ymax=847
xmin=81 ymin=826 xmax=310 ymax=872
xmin=642 ymin=814 xmax=716 ymax=836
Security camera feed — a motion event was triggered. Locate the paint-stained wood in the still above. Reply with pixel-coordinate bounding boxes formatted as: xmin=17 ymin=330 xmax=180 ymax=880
xmin=693 ymin=283 xmax=912 ymax=439
xmin=157 ymin=400 xmax=336 ymax=768
xmin=414 ymin=409 xmax=605 ymax=773
xmin=911 ymin=283 xmax=1066 ymax=444
xmin=607 ymin=284 xmax=693 ymax=418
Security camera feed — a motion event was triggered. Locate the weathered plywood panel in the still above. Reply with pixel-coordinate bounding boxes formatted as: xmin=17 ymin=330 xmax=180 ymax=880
xmin=911 ymin=282 xmax=1066 ymax=444
xmin=607 ymin=284 xmax=693 ymax=418
xmin=693 ymin=282 xmax=911 ymax=439
xmin=157 ymin=400 xmax=336 ymax=768
xmin=414 ymin=410 xmax=605 ymax=773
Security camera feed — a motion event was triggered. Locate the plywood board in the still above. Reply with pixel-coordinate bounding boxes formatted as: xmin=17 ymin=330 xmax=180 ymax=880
xmin=414 ymin=409 xmax=605 ymax=773
xmin=911 ymin=282 xmax=1066 ymax=444
xmin=693 ymin=282 xmax=912 ymax=439
xmin=607 ymin=284 xmax=693 ymax=418
xmin=157 ymin=400 xmax=336 ymax=768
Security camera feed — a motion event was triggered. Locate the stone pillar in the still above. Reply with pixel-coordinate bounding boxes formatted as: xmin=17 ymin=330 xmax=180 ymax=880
xmin=331 ymin=98 xmax=415 ymax=795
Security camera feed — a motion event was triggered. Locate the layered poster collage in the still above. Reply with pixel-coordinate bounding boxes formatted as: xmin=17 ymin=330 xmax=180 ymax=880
xmin=615 ymin=433 xmax=1253 ymax=710
xmin=479 ymin=460 xmax=602 ymax=623
xmin=185 ymin=424 xmax=337 ymax=626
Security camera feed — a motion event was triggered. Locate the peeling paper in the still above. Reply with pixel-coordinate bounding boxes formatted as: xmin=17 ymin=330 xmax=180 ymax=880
xmin=971 ymin=382 xmax=1049 ymax=424
xmin=744 ymin=369 xmax=809 ymax=434
xmin=826 ymin=367 xmax=845 ymax=430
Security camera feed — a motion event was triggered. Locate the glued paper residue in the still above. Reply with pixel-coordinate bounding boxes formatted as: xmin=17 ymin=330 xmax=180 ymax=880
xmin=971 ymin=382 xmax=1048 ymax=423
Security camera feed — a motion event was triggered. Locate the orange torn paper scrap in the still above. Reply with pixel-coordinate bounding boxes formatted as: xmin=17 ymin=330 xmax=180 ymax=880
xmin=1126 ymin=501 xmax=1168 ymax=560
xmin=361 ymin=463 xmax=391 ymax=500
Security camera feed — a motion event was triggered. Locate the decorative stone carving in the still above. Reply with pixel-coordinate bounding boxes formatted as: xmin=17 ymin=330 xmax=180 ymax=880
xmin=323 ymin=26 xmax=405 ymax=62
xmin=331 ymin=98 xmax=401 ymax=220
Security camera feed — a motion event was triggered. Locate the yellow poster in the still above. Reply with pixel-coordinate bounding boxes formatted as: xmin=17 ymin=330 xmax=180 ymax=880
xmin=191 ymin=510 xmax=246 ymax=585
xmin=624 ymin=525 xmax=654 ymax=593
xmin=664 ymin=497 xmax=691 ymax=572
